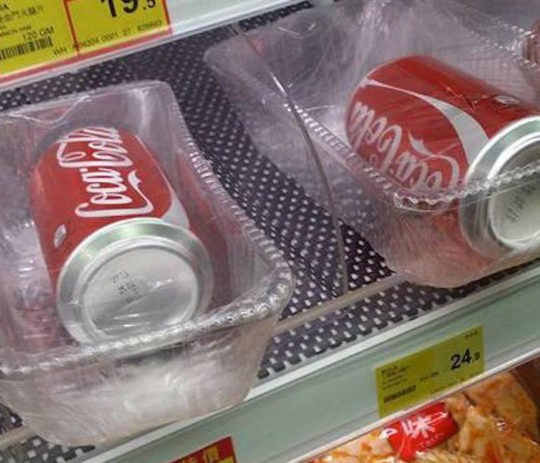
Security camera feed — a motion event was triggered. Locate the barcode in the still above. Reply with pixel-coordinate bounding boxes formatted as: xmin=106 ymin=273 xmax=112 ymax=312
xmin=383 ymin=385 xmax=416 ymax=403
xmin=0 ymin=37 xmax=53 ymax=61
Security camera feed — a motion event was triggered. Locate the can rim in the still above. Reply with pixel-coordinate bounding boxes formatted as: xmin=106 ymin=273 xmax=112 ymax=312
xmin=57 ymin=218 xmax=214 ymax=343
xmin=460 ymin=116 xmax=540 ymax=258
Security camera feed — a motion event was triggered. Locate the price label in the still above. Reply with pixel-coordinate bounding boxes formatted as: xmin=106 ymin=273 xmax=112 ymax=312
xmin=0 ymin=1 xmax=76 ymax=75
xmin=0 ymin=0 xmax=172 ymax=80
xmin=66 ymin=0 xmax=171 ymax=55
xmin=376 ymin=326 xmax=484 ymax=417
xmin=172 ymin=437 xmax=237 ymax=463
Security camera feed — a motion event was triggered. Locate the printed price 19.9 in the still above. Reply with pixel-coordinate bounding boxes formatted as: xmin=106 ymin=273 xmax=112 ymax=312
xmin=101 ymin=0 xmax=157 ymax=18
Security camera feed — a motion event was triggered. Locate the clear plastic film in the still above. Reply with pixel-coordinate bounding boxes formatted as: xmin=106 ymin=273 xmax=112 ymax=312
xmin=453 ymin=0 xmax=540 ymax=33
xmin=206 ymin=0 xmax=540 ymax=287
xmin=310 ymin=358 xmax=540 ymax=462
xmin=0 ymin=81 xmax=294 ymax=445
xmin=205 ymin=22 xmax=350 ymax=297
xmin=436 ymin=1 xmax=540 ymax=89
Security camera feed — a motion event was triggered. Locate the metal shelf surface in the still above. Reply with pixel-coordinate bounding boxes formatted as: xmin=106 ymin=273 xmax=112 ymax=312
xmin=167 ymin=0 xmax=303 ymax=35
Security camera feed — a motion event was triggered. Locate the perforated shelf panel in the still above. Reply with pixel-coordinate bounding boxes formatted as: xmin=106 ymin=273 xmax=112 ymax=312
xmin=0 ymin=2 xmax=535 ymax=462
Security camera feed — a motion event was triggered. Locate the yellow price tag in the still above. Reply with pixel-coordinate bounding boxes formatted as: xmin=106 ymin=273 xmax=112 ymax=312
xmin=0 ymin=1 xmax=76 ymax=75
xmin=376 ymin=326 xmax=484 ymax=417
xmin=67 ymin=0 xmax=170 ymax=55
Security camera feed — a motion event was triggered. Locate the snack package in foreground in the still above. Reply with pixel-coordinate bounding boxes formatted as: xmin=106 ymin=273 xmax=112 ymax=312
xmin=206 ymin=0 xmax=540 ymax=287
xmin=0 ymin=81 xmax=294 ymax=445
xmin=310 ymin=362 xmax=540 ymax=462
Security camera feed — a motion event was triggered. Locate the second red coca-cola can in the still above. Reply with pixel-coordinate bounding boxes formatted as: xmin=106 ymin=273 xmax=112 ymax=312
xmin=346 ymin=56 xmax=540 ymax=263
xmin=30 ymin=126 xmax=214 ymax=343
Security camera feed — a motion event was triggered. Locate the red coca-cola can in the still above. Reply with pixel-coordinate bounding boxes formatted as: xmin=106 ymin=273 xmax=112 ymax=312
xmin=346 ymin=56 xmax=540 ymax=262
xmin=30 ymin=126 xmax=213 ymax=343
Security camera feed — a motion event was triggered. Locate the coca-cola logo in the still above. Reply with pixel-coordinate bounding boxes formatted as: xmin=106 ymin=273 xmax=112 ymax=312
xmin=349 ymin=99 xmax=460 ymax=190
xmin=347 ymin=78 xmax=480 ymax=190
xmin=55 ymin=127 xmax=154 ymax=218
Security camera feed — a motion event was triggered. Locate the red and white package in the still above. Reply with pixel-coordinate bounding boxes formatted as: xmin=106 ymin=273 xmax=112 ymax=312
xmin=311 ymin=367 xmax=540 ymax=463
xmin=383 ymin=403 xmax=459 ymax=461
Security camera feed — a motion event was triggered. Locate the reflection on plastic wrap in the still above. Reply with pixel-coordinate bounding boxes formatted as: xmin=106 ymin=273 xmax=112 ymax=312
xmin=207 ymin=0 xmax=540 ymax=287
xmin=310 ymin=361 xmax=540 ymax=462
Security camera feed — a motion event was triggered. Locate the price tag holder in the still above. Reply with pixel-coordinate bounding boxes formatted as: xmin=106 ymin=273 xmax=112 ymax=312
xmin=376 ymin=326 xmax=484 ymax=417
xmin=66 ymin=0 xmax=171 ymax=55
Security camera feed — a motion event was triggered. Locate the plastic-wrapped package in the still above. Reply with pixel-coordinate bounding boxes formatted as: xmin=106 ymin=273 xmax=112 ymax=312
xmin=310 ymin=365 xmax=540 ymax=462
xmin=0 ymin=81 xmax=294 ymax=445
xmin=206 ymin=0 xmax=540 ymax=287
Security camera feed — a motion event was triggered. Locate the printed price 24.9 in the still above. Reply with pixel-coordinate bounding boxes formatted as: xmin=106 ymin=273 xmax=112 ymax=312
xmin=450 ymin=348 xmax=481 ymax=371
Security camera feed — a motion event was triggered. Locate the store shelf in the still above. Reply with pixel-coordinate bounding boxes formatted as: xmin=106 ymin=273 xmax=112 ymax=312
xmin=0 ymin=2 xmax=539 ymax=463
xmin=76 ymin=264 xmax=540 ymax=463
